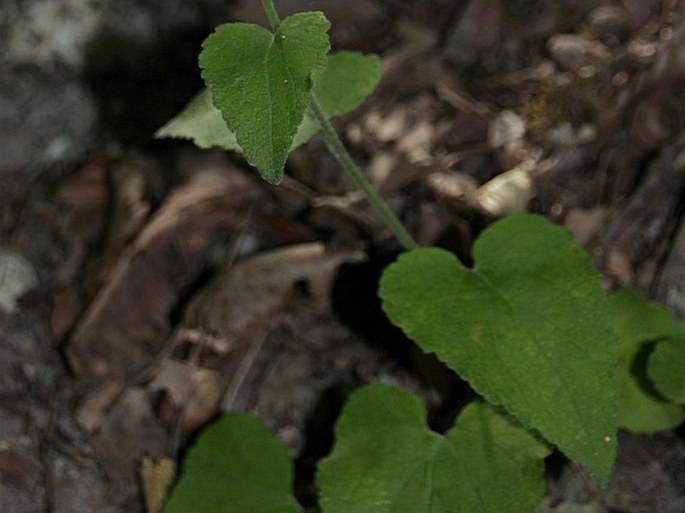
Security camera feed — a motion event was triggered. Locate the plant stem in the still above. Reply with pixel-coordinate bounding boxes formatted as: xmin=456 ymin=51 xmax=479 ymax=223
xmin=309 ymin=95 xmax=418 ymax=249
xmin=261 ymin=0 xmax=280 ymax=31
xmin=262 ymin=0 xmax=417 ymax=249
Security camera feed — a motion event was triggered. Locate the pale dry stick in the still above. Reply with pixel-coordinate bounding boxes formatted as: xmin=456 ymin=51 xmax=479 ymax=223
xmin=221 ymin=330 xmax=269 ymax=410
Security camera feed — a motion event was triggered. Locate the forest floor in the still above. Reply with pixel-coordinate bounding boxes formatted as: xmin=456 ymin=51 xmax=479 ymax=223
xmin=1 ymin=1 xmax=685 ymax=512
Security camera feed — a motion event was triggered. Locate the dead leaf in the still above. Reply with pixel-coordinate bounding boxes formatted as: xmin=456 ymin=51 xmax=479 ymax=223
xmin=148 ymin=360 xmax=223 ymax=436
xmin=183 ymin=242 xmax=365 ymax=341
xmin=66 ymin=165 xmax=255 ymax=378
xmin=96 ymin=156 xmax=158 ymax=281
xmin=175 ymin=243 xmax=367 ymax=453
xmin=140 ymin=456 xmax=176 ymax=513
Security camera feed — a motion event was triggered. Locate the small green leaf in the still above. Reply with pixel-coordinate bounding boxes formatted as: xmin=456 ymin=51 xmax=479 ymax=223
xmin=156 ymin=51 xmax=380 ymax=156
xmin=162 ymin=414 xmax=302 ymax=513
xmin=649 ymin=336 xmax=685 ymax=404
xmin=200 ymin=12 xmax=330 ymax=184
xmin=317 ymin=384 xmax=549 ymax=513
xmin=611 ymin=287 xmax=685 ymax=431
xmin=314 ymin=51 xmax=380 ymax=117
xmin=154 ymin=89 xmax=239 ymax=151
xmin=292 ymin=50 xmax=380 ymax=148
xmin=379 ymin=213 xmax=617 ymax=483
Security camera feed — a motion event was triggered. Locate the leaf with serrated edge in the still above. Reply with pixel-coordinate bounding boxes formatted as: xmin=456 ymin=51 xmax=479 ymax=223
xmin=156 ymin=51 xmax=380 ymax=155
xmin=380 ymin=213 xmax=617 ymax=483
xmin=154 ymin=89 xmax=239 ymax=151
xmin=318 ymin=384 xmax=549 ymax=513
xmin=162 ymin=414 xmax=302 ymax=513
xmin=200 ymin=13 xmax=330 ymax=184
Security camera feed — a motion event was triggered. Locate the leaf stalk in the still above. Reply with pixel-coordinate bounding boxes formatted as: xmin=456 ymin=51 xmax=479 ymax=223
xmin=308 ymin=95 xmax=417 ymax=249
xmin=262 ymin=0 xmax=417 ymax=249
xmin=261 ymin=0 xmax=281 ymax=31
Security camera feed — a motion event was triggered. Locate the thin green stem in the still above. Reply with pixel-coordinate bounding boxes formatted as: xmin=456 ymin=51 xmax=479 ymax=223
xmin=260 ymin=0 xmax=416 ymax=248
xmin=309 ymin=94 xmax=418 ymax=249
xmin=261 ymin=0 xmax=281 ymax=31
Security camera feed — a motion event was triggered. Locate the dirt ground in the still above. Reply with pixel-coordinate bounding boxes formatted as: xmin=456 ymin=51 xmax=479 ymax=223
xmin=2 ymin=0 xmax=685 ymax=512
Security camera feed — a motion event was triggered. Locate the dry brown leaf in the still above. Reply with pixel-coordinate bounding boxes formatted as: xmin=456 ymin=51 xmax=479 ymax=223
xmin=95 ymin=157 xmax=158 ymax=282
xmin=140 ymin=456 xmax=177 ymax=513
xmin=175 ymin=243 xmax=367 ymax=452
xmin=66 ymin=165 xmax=256 ymax=378
xmin=183 ymin=370 xmax=223 ymax=435
xmin=183 ymin=242 xmax=365 ymax=341
xmin=149 ymin=360 xmax=223 ymax=436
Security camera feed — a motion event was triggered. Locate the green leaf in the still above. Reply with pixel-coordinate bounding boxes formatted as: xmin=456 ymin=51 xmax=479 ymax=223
xmin=156 ymin=51 xmax=380 ymax=155
xmin=610 ymin=287 xmax=685 ymax=431
xmin=379 ymin=213 xmax=617 ymax=484
xmin=292 ymin=50 xmax=380 ymax=148
xmin=162 ymin=414 xmax=302 ymax=513
xmin=649 ymin=336 xmax=685 ymax=404
xmin=199 ymin=12 xmax=330 ymax=184
xmin=317 ymin=384 xmax=550 ymax=513
xmin=154 ymin=89 xmax=239 ymax=150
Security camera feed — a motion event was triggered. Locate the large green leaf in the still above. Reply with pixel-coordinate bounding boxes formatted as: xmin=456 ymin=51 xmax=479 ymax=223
xmin=162 ymin=414 xmax=302 ymax=513
xmin=318 ymin=384 xmax=549 ymax=513
xmin=379 ymin=213 xmax=617 ymax=483
xmin=199 ymin=13 xmax=330 ymax=184
xmin=155 ymin=51 xmax=380 ymax=153
xmin=610 ymin=287 xmax=685 ymax=431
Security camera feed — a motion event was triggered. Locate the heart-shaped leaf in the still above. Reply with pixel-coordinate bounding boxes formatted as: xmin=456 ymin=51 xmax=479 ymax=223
xmin=200 ymin=12 xmax=330 ymax=184
xmin=158 ymin=51 xmax=381 ymax=153
xmin=162 ymin=414 xmax=302 ymax=513
xmin=379 ymin=213 xmax=617 ymax=483
xmin=318 ymin=384 xmax=549 ymax=513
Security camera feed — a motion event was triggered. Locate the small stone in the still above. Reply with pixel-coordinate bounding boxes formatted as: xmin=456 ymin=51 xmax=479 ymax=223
xmin=0 ymin=250 xmax=38 ymax=314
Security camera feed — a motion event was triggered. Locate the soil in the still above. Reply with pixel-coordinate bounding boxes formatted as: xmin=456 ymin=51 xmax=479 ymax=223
xmin=2 ymin=1 xmax=685 ymax=512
